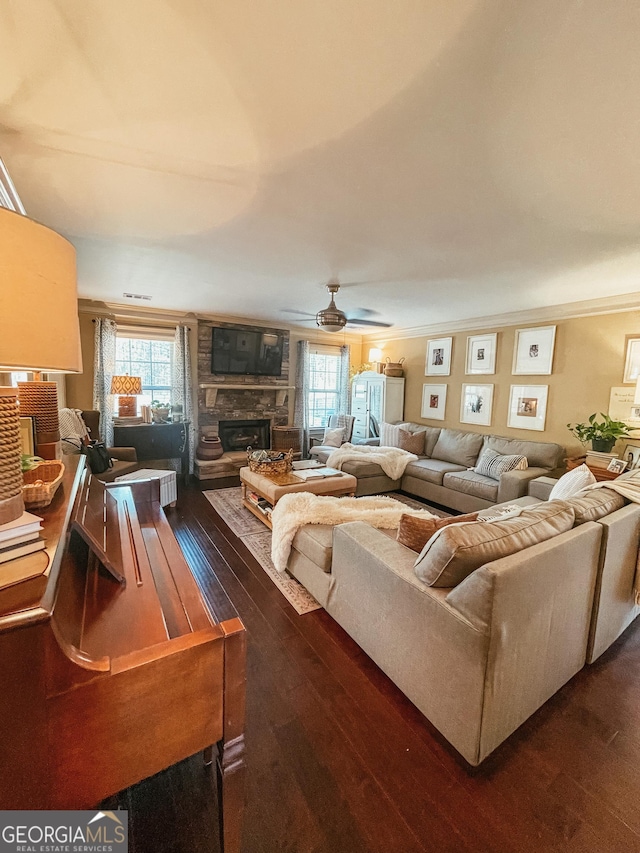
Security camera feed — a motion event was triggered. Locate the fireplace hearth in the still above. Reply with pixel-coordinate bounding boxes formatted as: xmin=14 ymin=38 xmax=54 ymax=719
xmin=218 ymin=419 xmax=271 ymax=453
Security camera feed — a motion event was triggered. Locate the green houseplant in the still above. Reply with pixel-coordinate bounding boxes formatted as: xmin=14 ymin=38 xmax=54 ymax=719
xmin=566 ymin=413 xmax=631 ymax=453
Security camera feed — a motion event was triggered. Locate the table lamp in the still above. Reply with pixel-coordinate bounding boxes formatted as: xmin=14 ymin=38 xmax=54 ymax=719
xmin=110 ymin=375 xmax=143 ymax=417
xmin=0 ymin=208 xmax=81 ymax=522
xmin=368 ymin=347 xmax=384 ymax=373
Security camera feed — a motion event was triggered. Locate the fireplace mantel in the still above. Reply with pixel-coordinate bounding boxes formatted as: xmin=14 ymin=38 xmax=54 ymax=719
xmin=200 ymin=384 xmax=294 ymax=408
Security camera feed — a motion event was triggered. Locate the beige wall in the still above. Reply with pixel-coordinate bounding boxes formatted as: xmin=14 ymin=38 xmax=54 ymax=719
xmin=65 ymin=312 xmax=96 ymax=410
xmin=370 ymin=310 xmax=640 ymax=459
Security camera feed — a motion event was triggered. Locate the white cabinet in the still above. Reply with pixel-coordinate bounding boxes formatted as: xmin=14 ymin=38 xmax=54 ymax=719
xmin=351 ymin=371 xmax=405 ymax=441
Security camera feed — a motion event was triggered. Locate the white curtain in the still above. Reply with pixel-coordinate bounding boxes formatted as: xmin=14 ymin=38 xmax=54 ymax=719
xmin=172 ymin=324 xmax=194 ymax=474
xmin=92 ymin=317 xmax=117 ymax=446
xmin=338 ymin=344 xmax=350 ymax=415
xmin=294 ymin=340 xmax=310 ymax=456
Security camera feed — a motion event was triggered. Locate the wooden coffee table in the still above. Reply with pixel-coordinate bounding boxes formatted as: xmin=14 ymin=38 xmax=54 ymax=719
xmin=239 ymin=466 xmax=357 ymax=529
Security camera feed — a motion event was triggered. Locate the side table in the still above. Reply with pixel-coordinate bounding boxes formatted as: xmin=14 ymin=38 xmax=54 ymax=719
xmin=566 ymin=456 xmax=620 ymax=482
xmin=113 ymin=422 xmax=190 ymax=482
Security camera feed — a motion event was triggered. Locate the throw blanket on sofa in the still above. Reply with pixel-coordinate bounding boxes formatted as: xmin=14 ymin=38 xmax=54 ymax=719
xmin=270 ymin=492 xmax=436 ymax=573
xmin=326 ymin=443 xmax=418 ymax=480
xmin=585 ymin=471 xmax=640 ymax=603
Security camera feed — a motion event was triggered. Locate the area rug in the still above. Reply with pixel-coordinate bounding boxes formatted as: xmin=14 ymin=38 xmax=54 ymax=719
xmin=203 ymin=487 xmax=322 ymax=614
xmin=203 ymin=487 xmax=448 ymax=615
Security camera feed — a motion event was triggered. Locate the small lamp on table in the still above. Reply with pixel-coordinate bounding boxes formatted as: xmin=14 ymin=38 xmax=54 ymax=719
xmin=110 ymin=375 xmax=143 ymax=418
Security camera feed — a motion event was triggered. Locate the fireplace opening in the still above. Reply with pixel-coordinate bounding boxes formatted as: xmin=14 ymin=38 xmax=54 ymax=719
xmin=218 ymin=419 xmax=271 ymax=453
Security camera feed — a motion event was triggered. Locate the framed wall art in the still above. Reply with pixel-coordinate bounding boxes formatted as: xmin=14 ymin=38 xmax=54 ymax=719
xmin=507 ymin=385 xmax=549 ymax=431
xmin=512 ymin=326 xmax=556 ymax=375
xmin=608 ymin=386 xmax=640 ymax=431
xmin=421 ymin=384 xmax=447 ymax=420
xmin=425 ymin=337 xmax=452 ymax=376
xmin=466 ymin=333 xmax=497 ymax=375
xmin=623 ymin=336 xmax=640 ymax=383
xmin=460 ymin=384 xmax=494 ymax=427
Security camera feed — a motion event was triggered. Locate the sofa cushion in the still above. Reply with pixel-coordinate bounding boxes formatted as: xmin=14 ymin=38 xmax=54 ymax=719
xmin=414 ymin=501 xmax=576 ymax=587
xmin=472 ymin=447 xmax=528 ymax=480
xmin=484 ymin=435 xmax=565 ymax=470
xmin=403 ymin=458 xmax=466 ymax=486
xmin=398 ymin=428 xmax=425 ymax=455
xmin=323 ymin=427 xmax=344 ymax=447
xmin=379 ymin=422 xmax=411 ymax=447
xmin=291 ymin=524 xmax=334 ymax=573
xmin=442 ymin=470 xmax=499 ymax=502
xmin=397 ymin=511 xmax=479 ymax=553
xmin=549 ymin=464 xmax=596 ymax=500
xmin=432 ymin=429 xmax=484 ymax=467
xmin=565 ymin=488 xmax=626 ymax=524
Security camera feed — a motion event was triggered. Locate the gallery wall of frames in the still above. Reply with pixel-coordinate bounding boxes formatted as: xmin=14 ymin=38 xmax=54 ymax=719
xmin=368 ymin=309 xmax=640 ymax=457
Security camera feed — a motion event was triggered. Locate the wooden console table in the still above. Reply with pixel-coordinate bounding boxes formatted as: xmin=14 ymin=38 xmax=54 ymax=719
xmin=0 ymin=457 xmax=245 ymax=853
xmin=113 ymin=421 xmax=190 ymax=480
xmin=566 ymin=456 xmax=621 ymax=482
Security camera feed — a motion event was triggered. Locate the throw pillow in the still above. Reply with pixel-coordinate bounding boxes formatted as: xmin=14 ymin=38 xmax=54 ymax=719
xmin=472 ymin=447 xmax=528 ymax=480
xmin=379 ymin=422 xmax=411 ymax=448
xmin=548 ymin=464 xmax=596 ymax=500
xmin=397 ymin=428 xmax=425 ymax=456
xmin=322 ymin=427 xmax=345 ymax=448
xmin=397 ymin=512 xmax=479 ymax=553
xmin=413 ymin=501 xmax=575 ymax=587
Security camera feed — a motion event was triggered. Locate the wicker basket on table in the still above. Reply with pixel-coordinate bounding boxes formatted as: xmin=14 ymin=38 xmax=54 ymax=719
xmin=246 ymin=448 xmax=293 ymax=475
xmin=22 ymin=460 xmax=65 ymax=509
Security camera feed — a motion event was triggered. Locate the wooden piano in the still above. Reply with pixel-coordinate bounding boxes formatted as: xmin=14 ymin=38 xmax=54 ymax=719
xmin=0 ymin=457 xmax=245 ymax=853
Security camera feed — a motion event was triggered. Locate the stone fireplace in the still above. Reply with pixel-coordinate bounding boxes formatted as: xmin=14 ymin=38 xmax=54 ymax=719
xmin=197 ymin=320 xmax=292 ymax=445
xmin=218 ymin=419 xmax=271 ymax=452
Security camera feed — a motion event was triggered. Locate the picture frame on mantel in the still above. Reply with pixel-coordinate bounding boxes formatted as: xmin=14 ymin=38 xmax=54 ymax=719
xmin=507 ymin=385 xmax=549 ymax=431
xmin=421 ymin=384 xmax=447 ymax=420
xmin=512 ymin=326 xmax=556 ymax=375
xmin=460 ymin=384 xmax=494 ymax=427
xmin=425 ymin=337 xmax=452 ymax=376
xmin=466 ymin=333 xmax=497 ymax=375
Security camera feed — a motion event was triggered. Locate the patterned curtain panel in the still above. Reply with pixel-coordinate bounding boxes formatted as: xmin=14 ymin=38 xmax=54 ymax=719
xmin=92 ymin=317 xmax=117 ymax=446
xmin=339 ymin=344 xmax=351 ymax=415
xmin=172 ymin=324 xmax=195 ymax=474
xmin=294 ymin=340 xmax=310 ymax=456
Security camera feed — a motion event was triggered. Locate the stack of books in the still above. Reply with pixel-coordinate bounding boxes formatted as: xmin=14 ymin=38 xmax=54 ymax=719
xmin=112 ymin=415 xmax=144 ymax=426
xmin=585 ymin=450 xmax=618 ymax=470
xmin=0 ymin=511 xmax=45 ymax=565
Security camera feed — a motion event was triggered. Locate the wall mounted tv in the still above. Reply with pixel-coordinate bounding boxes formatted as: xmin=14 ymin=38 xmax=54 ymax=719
xmin=211 ymin=326 xmax=284 ymax=376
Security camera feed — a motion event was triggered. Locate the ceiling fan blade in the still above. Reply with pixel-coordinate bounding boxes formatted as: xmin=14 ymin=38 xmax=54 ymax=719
xmin=281 ymin=309 xmax=316 ymax=317
xmin=345 ymin=318 xmax=392 ymax=328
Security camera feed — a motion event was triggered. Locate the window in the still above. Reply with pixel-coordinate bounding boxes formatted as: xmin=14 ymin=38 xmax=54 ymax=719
xmin=306 ymin=345 xmax=342 ymax=428
xmin=115 ymin=334 xmax=173 ymax=410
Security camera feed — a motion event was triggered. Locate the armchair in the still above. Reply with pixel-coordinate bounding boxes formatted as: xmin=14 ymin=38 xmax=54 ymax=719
xmin=309 ymin=414 xmax=355 ymax=458
xmin=60 ymin=409 xmax=139 ymax=482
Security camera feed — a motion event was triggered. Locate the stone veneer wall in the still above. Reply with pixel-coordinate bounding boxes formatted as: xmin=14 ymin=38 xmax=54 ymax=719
xmin=197 ymin=320 xmax=291 ymax=442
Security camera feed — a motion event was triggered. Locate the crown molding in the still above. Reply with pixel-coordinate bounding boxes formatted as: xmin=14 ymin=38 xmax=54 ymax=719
xmin=361 ymin=292 xmax=640 ymax=342
xmin=77 ymin=299 xmax=363 ymax=343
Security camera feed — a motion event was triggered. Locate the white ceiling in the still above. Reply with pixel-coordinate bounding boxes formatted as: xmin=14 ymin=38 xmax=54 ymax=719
xmin=2 ymin=0 xmax=640 ymax=334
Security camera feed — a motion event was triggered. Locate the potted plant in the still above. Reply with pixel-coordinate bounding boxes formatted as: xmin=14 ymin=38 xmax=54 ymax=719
xmin=150 ymin=400 xmax=171 ymax=424
xmin=566 ymin=413 xmax=632 ymax=453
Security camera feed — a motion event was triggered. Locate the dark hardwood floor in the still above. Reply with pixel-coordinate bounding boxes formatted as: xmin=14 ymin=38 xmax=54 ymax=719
xmin=106 ymin=481 xmax=640 ymax=852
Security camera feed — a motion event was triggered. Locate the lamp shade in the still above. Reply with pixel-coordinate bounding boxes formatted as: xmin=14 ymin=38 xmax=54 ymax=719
xmin=368 ymin=348 xmax=383 ymax=362
xmin=0 ymin=208 xmax=82 ymax=372
xmin=110 ymin=375 xmax=143 ymax=396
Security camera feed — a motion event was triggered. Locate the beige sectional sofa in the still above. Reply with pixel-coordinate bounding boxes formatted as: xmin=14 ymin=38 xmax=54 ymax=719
xmin=311 ymin=425 xmax=566 ymax=511
xmin=286 ymin=486 xmax=640 ymax=765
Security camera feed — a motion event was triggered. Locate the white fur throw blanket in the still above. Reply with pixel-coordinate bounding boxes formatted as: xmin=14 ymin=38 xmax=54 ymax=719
xmin=270 ymin=492 xmax=436 ymax=573
xmin=326 ymin=443 xmax=418 ymax=480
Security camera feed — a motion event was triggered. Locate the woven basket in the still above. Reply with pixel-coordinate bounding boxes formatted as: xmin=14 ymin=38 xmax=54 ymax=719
xmin=23 ymin=460 xmax=65 ymax=509
xmin=384 ymin=357 xmax=405 ymax=377
xmin=271 ymin=426 xmax=302 ymax=453
xmin=247 ymin=448 xmax=293 ymax=475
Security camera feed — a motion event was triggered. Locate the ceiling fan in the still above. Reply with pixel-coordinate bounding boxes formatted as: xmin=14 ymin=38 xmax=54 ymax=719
xmin=286 ymin=282 xmax=392 ymax=333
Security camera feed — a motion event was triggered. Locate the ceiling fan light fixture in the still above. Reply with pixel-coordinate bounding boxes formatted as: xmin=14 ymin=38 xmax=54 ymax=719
xmin=315 ymin=306 xmax=347 ymax=332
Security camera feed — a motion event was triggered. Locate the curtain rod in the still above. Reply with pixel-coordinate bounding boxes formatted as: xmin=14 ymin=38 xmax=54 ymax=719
xmin=91 ymin=318 xmax=191 ymax=331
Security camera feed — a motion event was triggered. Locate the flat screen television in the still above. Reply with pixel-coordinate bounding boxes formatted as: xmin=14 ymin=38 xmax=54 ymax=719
xmin=211 ymin=326 xmax=284 ymax=376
